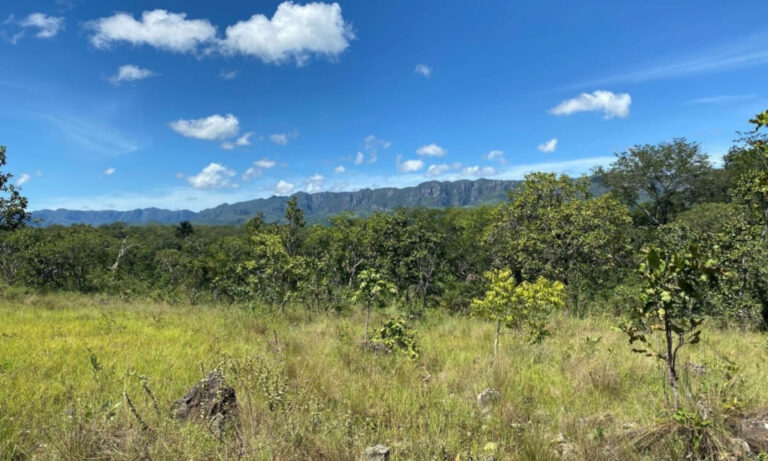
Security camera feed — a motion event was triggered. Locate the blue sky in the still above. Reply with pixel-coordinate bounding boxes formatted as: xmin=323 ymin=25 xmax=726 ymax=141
xmin=2 ymin=0 xmax=767 ymax=211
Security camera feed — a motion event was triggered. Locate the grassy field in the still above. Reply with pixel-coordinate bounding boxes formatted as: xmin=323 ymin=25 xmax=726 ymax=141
xmin=1 ymin=292 xmax=767 ymax=460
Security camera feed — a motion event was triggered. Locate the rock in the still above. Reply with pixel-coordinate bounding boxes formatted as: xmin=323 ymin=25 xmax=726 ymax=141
xmin=364 ymin=444 xmax=390 ymax=461
xmin=173 ymin=370 xmax=238 ymax=428
xmin=737 ymin=417 xmax=768 ymax=452
xmin=477 ymin=388 xmax=502 ymax=409
xmin=361 ymin=340 xmax=392 ymax=354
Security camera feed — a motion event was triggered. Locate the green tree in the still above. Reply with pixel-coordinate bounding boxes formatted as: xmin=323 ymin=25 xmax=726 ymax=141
xmin=0 ymin=146 xmax=30 ymax=231
xmin=726 ymin=109 xmax=768 ymax=240
xmin=352 ymin=269 xmax=397 ymax=341
xmin=661 ymin=203 xmax=768 ymax=328
xmin=486 ymin=172 xmax=631 ymax=308
xmin=595 ymin=138 xmax=713 ymax=227
xmin=175 ymin=220 xmax=194 ymax=239
xmin=620 ymin=246 xmax=720 ymax=409
xmin=239 ymin=231 xmax=307 ymax=308
xmin=471 ymin=269 xmax=565 ymax=358
xmin=283 ymin=196 xmax=305 ymax=256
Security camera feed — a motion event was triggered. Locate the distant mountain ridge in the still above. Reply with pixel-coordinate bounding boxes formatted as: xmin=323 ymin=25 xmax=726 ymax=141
xmin=31 ymin=178 xmax=522 ymax=227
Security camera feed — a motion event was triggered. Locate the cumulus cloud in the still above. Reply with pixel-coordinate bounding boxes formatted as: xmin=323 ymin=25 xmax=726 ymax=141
xmin=354 ymin=151 xmax=364 ymax=165
xmin=222 ymin=131 xmax=255 ymax=150
xmin=241 ymin=158 xmax=276 ymax=180
xmin=103 ymin=167 xmax=116 ymax=176
xmin=425 ymin=164 xmax=451 ymax=178
xmin=16 ymin=173 xmax=31 ymax=186
xmin=485 ymin=149 xmax=505 ymax=161
xmin=236 ymin=132 xmax=254 ymax=146
xmin=416 ymin=143 xmax=446 ymax=157
xmin=461 ymin=165 xmax=497 ymax=177
xmin=334 ymin=165 xmax=346 ymax=174
xmin=15 ymin=13 xmax=64 ymax=40
xmin=219 ymin=2 xmax=353 ymax=64
xmin=305 ymin=173 xmax=325 ymax=193
xmin=87 ymin=9 xmax=216 ymax=52
xmin=549 ymin=90 xmax=631 ymax=119
xmin=87 ymin=3 xmax=353 ymax=65
xmin=108 ymin=64 xmax=156 ymax=85
xmin=170 ymin=113 xmax=239 ymax=140
xmin=363 ymin=134 xmax=390 ymax=163
xmin=275 ymin=179 xmax=295 ymax=195
xmin=537 ymin=138 xmax=558 ymax=153
xmin=186 ymin=163 xmax=236 ymax=189
xmin=397 ymin=155 xmax=424 ymax=173
xmin=254 ymin=158 xmax=276 ymax=168
xmin=414 ymin=64 xmax=431 ymax=77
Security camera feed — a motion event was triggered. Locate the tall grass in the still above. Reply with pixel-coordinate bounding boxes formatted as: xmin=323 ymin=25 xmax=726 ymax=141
xmin=1 ymin=293 xmax=766 ymax=459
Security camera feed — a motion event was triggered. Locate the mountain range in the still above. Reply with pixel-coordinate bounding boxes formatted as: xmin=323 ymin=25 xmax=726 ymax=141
xmin=31 ymin=178 xmax=523 ymax=226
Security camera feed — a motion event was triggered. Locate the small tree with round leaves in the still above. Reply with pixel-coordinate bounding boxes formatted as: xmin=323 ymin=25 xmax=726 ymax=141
xmin=352 ymin=269 xmax=397 ymax=341
xmin=620 ymin=245 xmax=720 ymax=409
xmin=471 ymin=269 xmax=565 ymax=358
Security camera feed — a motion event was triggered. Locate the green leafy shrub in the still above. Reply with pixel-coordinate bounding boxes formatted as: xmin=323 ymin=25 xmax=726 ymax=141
xmin=372 ymin=317 xmax=420 ymax=359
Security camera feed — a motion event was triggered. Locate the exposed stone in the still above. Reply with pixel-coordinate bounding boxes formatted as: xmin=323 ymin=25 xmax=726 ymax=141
xmin=364 ymin=444 xmax=390 ymax=461
xmin=477 ymin=388 xmax=502 ymax=409
xmin=173 ymin=370 xmax=238 ymax=428
xmin=736 ymin=417 xmax=768 ymax=452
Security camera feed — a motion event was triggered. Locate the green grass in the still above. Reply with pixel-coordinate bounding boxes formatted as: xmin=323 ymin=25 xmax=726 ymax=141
xmin=1 ymin=293 xmax=767 ymax=460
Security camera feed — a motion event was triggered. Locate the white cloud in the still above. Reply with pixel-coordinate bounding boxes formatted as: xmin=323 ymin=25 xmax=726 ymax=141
xmin=269 ymin=131 xmax=297 ymax=146
xmin=218 ymin=2 xmax=353 ymax=65
xmin=186 ymin=163 xmax=236 ymax=189
xmin=425 ymin=164 xmax=451 ymax=177
xmin=485 ymin=149 xmax=504 ymax=161
xmin=363 ymin=134 xmax=390 ymax=163
xmin=241 ymin=167 xmax=261 ymax=180
xmin=220 ymin=141 xmax=235 ymax=150
xmin=253 ymin=158 xmax=276 ymax=169
xmin=270 ymin=133 xmax=288 ymax=145
xmin=414 ymin=64 xmax=431 ymax=77
xmin=354 ymin=151 xmax=364 ymax=165
xmin=305 ymin=174 xmax=325 ymax=193
xmin=241 ymin=158 xmax=276 ymax=181
xmin=274 ymin=180 xmax=295 ymax=195
xmin=170 ymin=113 xmax=239 ymax=140
xmin=461 ymin=166 xmax=497 ymax=177
xmin=687 ymin=94 xmax=756 ymax=105
xmin=219 ymin=69 xmax=238 ymax=80
xmin=334 ymin=165 xmax=346 ymax=174
xmin=537 ymin=138 xmax=558 ymax=153
xmin=103 ymin=167 xmax=116 ymax=176
xmin=549 ymin=90 xmax=631 ymax=119
xmin=397 ymin=155 xmax=424 ymax=173
xmin=108 ymin=64 xmax=156 ymax=85
xmin=87 ymin=9 xmax=216 ymax=52
xmin=16 ymin=173 xmax=31 ymax=186
xmin=416 ymin=143 xmax=446 ymax=157
xmin=19 ymin=13 xmax=64 ymax=39
xmin=236 ymin=132 xmax=254 ymax=146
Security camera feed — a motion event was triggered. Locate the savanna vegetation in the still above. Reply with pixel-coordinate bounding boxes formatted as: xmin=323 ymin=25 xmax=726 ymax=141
xmin=2 ymin=110 xmax=768 ymax=460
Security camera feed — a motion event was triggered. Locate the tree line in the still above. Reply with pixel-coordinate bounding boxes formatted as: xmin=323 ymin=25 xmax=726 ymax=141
xmin=1 ymin=110 xmax=768 ymax=332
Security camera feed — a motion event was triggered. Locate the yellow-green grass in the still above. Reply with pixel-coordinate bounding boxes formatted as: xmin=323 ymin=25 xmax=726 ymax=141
xmin=1 ymin=292 xmax=767 ymax=460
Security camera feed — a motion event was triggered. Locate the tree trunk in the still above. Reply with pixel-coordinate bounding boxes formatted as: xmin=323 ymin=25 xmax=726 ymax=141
xmin=493 ymin=320 xmax=501 ymax=359
xmin=664 ymin=317 xmax=679 ymax=410
xmin=364 ymin=300 xmax=371 ymax=341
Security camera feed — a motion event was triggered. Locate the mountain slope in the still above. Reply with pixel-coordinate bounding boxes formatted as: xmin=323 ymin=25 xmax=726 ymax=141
xmin=31 ymin=178 xmax=521 ymax=226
